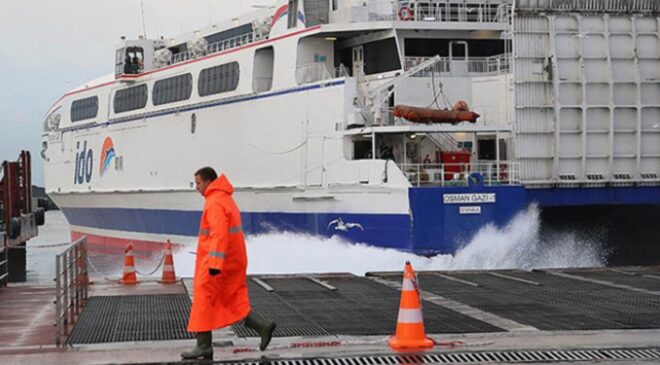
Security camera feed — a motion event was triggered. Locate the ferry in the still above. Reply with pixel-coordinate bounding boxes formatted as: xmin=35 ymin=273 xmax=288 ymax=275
xmin=41 ymin=0 xmax=660 ymax=257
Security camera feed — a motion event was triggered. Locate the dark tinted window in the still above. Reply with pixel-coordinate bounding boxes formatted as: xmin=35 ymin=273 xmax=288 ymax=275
xmin=198 ymin=62 xmax=240 ymax=97
xmin=153 ymin=73 xmax=193 ymax=106
xmin=364 ymin=38 xmax=401 ymax=75
xmin=114 ymin=84 xmax=148 ymax=113
xmin=70 ymin=96 xmax=99 ymax=122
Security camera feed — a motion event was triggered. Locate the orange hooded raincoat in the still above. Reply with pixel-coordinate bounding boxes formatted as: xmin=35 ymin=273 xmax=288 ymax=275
xmin=187 ymin=174 xmax=251 ymax=332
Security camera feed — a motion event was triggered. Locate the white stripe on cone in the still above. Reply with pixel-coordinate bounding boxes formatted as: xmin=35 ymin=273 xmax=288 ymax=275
xmin=402 ymin=278 xmax=417 ymax=291
xmin=123 ymin=267 xmax=135 ymax=273
xmin=397 ymin=308 xmax=424 ymax=323
xmin=163 ymin=264 xmax=174 ymax=271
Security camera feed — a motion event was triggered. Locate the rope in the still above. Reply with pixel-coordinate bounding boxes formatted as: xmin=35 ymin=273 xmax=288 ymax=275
xmin=134 ymin=254 xmax=165 ymax=276
xmin=86 ymin=256 xmax=120 ymax=282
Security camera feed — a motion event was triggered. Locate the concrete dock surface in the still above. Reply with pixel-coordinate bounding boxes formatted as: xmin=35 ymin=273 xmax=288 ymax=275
xmin=0 ymin=267 xmax=659 ymax=364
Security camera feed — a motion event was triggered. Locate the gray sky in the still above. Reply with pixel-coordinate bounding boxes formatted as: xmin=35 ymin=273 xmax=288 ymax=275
xmin=0 ymin=0 xmax=273 ymax=185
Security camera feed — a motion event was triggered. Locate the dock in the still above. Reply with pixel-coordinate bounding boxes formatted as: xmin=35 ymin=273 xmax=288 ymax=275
xmin=1 ymin=265 xmax=659 ymax=364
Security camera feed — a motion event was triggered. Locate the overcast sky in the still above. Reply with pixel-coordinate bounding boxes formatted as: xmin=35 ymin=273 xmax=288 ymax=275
xmin=0 ymin=0 xmax=274 ymax=185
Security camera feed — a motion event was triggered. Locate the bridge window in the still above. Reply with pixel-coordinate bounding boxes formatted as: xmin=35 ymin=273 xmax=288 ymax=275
xmin=70 ymin=96 xmax=99 ymax=122
xmin=198 ymin=62 xmax=240 ymax=97
xmin=114 ymin=84 xmax=148 ymax=113
xmin=153 ymin=73 xmax=193 ymax=106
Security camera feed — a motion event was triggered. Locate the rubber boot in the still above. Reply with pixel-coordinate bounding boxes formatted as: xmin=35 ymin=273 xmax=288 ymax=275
xmin=244 ymin=311 xmax=276 ymax=351
xmin=181 ymin=331 xmax=213 ymax=360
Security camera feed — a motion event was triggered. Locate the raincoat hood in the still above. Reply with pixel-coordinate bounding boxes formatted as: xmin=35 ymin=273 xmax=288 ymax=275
xmin=204 ymin=174 xmax=234 ymax=197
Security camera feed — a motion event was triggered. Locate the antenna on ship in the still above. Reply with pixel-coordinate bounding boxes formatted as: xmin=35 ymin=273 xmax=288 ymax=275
xmin=140 ymin=0 xmax=148 ymax=38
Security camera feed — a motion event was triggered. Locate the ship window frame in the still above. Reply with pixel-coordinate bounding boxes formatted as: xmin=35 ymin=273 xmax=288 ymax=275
xmin=70 ymin=96 xmax=99 ymax=122
xmin=113 ymin=84 xmax=149 ymax=114
xmin=198 ymin=62 xmax=240 ymax=97
xmin=152 ymin=73 xmax=193 ymax=106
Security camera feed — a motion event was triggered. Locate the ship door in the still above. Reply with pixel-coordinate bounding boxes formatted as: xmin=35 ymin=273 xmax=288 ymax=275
xmin=352 ymin=46 xmax=364 ymax=78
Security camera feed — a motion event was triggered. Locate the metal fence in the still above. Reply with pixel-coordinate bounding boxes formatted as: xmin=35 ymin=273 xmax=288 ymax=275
xmin=54 ymin=236 xmax=89 ymax=346
xmin=401 ymin=161 xmax=520 ymax=187
xmin=0 ymin=232 xmax=7 ymax=287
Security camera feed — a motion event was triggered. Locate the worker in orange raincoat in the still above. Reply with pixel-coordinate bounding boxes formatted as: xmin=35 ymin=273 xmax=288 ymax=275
xmin=182 ymin=167 xmax=277 ymax=360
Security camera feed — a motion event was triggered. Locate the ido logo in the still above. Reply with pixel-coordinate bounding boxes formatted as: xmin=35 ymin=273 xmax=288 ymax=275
xmin=74 ymin=141 xmax=93 ymax=184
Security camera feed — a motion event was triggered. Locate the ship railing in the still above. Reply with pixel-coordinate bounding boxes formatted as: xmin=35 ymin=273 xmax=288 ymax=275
xmin=404 ymin=54 xmax=511 ymax=77
xmin=349 ymin=1 xmax=511 ymax=24
xmin=208 ymin=32 xmax=257 ymax=54
xmin=295 ymin=63 xmax=333 ymax=84
xmin=400 ymin=161 xmax=519 ymax=187
xmin=54 ymin=236 xmax=89 ymax=347
xmin=169 ymin=31 xmax=265 ymax=66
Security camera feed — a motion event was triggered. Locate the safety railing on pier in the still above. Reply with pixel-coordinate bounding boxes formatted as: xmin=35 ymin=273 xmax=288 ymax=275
xmin=400 ymin=161 xmax=519 ymax=187
xmin=54 ymin=236 xmax=89 ymax=346
xmin=0 ymin=232 xmax=7 ymax=287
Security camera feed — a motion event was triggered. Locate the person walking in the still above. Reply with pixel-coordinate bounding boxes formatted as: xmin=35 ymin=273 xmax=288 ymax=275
xmin=182 ymin=167 xmax=276 ymax=360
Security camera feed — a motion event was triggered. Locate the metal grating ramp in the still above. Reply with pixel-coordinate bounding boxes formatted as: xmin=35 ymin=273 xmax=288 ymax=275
xmin=67 ymin=294 xmax=194 ymax=344
xmin=372 ymin=270 xmax=660 ymax=331
xmin=232 ymin=276 xmax=503 ymax=337
xmin=125 ymin=347 xmax=660 ymax=365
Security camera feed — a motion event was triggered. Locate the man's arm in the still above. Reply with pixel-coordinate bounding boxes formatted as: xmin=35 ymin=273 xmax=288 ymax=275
xmin=206 ymin=202 xmax=229 ymax=274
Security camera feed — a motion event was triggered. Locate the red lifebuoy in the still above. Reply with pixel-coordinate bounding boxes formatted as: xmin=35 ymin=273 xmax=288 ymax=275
xmin=398 ymin=6 xmax=413 ymax=21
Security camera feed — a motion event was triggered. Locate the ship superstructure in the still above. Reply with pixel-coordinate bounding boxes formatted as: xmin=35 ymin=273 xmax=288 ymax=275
xmin=41 ymin=0 xmax=660 ymax=255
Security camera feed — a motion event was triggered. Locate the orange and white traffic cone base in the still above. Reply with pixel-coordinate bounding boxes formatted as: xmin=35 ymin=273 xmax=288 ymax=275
xmin=389 ymin=261 xmax=435 ymax=351
xmin=159 ymin=240 xmax=178 ymax=284
xmin=119 ymin=242 xmax=139 ymax=284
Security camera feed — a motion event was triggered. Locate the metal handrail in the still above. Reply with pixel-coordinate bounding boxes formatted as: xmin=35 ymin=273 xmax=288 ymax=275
xmin=404 ymin=54 xmax=511 ymax=76
xmin=0 ymin=232 xmax=7 ymax=287
xmin=54 ymin=236 xmax=88 ymax=346
xmin=350 ymin=1 xmax=511 ymax=24
xmin=295 ymin=63 xmax=333 ymax=84
xmin=400 ymin=161 xmax=520 ymax=187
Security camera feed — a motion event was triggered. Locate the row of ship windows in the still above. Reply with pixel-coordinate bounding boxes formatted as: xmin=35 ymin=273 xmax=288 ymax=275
xmin=70 ymin=62 xmax=239 ymax=122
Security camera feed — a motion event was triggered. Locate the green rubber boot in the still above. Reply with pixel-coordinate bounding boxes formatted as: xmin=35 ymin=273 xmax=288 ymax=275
xmin=181 ymin=331 xmax=213 ymax=360
xmin=244 ymin=311 xmax=277 ymax=351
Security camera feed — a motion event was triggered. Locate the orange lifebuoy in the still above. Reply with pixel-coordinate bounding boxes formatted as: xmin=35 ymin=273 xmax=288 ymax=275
xmin=398 ymin=6 xmax=413 ymax=21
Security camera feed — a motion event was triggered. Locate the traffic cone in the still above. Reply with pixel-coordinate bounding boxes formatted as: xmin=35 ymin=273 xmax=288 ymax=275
xmin=119 ymin=242 xmax=138 ymax=284
xmin=389 ymin=261 xmax=434 ymax=351
xmin=159 ymin=240 xmax=178 ymax=284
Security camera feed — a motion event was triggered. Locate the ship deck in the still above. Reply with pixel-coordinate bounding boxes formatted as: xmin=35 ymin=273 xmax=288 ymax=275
xmin=1 ymin=267 xmax=660 ymax=364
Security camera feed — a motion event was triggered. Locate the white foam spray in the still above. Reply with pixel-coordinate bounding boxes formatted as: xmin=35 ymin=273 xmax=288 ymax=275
xmin=173 ymin=205 xmax=606 ymax=277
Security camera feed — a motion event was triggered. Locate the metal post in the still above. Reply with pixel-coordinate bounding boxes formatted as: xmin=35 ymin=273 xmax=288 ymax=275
xmin=441 ymin=165 xmax=445 ymax=186
xmin=54 ymin=255 xmax=61 ymax=346
xmin=82 ymin=238 xmax=88 ymax=301
xmin=417 ymin=165 xmax=420 ymax=186
xmin=68 ymin=251 xmax=74 ymax=327
xmin=62 ymin=251 xmax=68 ymax=336
xmin=74 ymin=244 xmax=79 ymax=315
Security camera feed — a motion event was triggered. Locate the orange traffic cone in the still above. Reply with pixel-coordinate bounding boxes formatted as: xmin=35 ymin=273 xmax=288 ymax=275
xmin=389 ymin=261 xmax=434 ymax=351
xmin=119 ymin=242 xmax=138 ymax=284
xmin=159 ymin=240 xmax=178 ymax=284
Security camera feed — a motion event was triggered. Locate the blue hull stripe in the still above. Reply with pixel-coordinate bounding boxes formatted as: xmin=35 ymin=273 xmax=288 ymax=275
xmin=61 ymin=207 xmax=412 ymax=249
xmin=59 ymin=186 xmax=660 ymax=254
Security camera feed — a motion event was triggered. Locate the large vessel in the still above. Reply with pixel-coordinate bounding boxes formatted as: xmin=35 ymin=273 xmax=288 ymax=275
xmin=42 ymin=0 xmax=660 ymax=257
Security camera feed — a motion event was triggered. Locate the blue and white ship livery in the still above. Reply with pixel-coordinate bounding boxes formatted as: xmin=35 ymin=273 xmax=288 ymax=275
xmin=41 ymin=0 xmax=660 ymax=254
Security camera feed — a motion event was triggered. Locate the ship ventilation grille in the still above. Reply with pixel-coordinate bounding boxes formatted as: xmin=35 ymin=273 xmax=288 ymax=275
xmin=558 ymin=174 xmax=576 ymax=181
xmin=613 ymin=173 xmax=632 ymax=180
xmin=641 ymin=173 xmax=658 ymax=179
xmin=586 ymin=173 xmax=604 ymax=181
xmin=217 ymin=348 xmax=660 ymax=365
